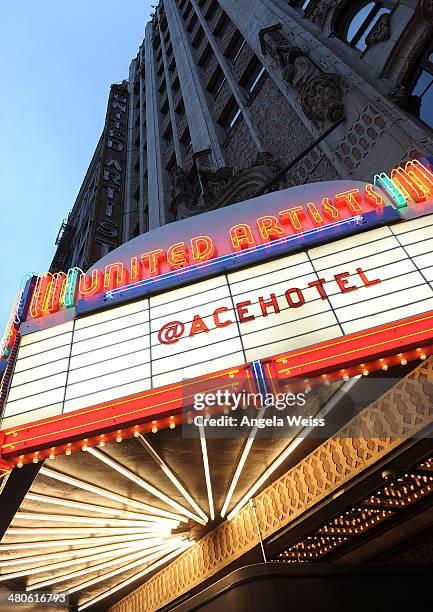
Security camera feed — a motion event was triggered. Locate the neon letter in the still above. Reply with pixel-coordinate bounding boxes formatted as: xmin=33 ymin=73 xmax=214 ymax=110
xmin=30 ymin=273 xmax=66 ymax=318
xmin=191 ymin=236 xmax=216 ymax=263
xmin=374 ymin=172 xmax=407 ymax=208
xmin=167 ymin=242 xmax=189 ymax=269
xmin=129 ymin=257 xmax=142 ymax=282
xmin=391 ymin=160 xmax=433 ymax=203
xmin=279 ymin=206 xmax=305 ymax=232
xmin=62 ymin=268 xmax=81 ymax=309
xmin=335 ymin=189 xmax=363 ymax=214
xmin=78 ymin=270 xmax=103 ymax=297
xmin=256 ymin=216 xmax=285 ymax=241
xmin=141 ymin=249 xmax=165 ymax=276
xmin=230 ymin=224 xmax=255 ymax=251
xmin=321 ymin=197 xmax=340 ymax=220
xmin=42 ymin=272 xmax=67 ymax=314
xmin=306 ymin=202 xmax=324 ymax=226
xmin=364 ymin=184 xmax=385 ymax=208
xmin=104 ymin=263 xmax=127 ymax=290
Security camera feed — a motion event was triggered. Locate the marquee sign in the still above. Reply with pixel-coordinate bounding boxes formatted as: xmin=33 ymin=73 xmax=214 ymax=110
xmin=1 ymin=159 xmax=433 ymax=468
xmin=16 ymin=159 xmax=433 ymax=330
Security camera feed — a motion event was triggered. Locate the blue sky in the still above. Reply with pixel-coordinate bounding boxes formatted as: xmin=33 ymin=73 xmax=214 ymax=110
xmin=0 ymin=1 xmax=153 ymax=332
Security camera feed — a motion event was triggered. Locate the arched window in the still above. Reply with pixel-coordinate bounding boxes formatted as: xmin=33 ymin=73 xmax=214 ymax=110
xmin=410 ymin=50 xmax=433 ymax=130
xmin=343 ymin=1 xmax=392 ymax=52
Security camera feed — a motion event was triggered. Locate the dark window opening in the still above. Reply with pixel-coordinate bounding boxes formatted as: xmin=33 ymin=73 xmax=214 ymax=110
xmin=208 ymin=66 xmax=227 ymax=98
xmin=227 ymin=33 xmax=247 ymax=63
xmin=219 ymin=97 xmax=242 ymax=134
xmin=343 ymin=1 xmax=393 ymax=52
xmin=181 ymin=129 xmax=193 ymax=155
xmin=198 ymin=44 xmax=212 ymax=67
xmin=242 ymin=59 xmax=266 ymax=93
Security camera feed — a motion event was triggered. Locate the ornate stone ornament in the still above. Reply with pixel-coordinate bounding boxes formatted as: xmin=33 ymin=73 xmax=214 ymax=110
xmin=301 ymin=73 xmax=345 ymax=122
xmin=308 ymin=0 xmax=336 ymax=29
xmin=259 ymin=24 xmax=344 ymax=123
xmin=365 ymin=13 xmax=391 ymax=47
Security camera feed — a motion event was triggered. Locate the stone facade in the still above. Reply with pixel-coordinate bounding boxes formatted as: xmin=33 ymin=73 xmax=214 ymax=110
xmin=51 ymin=0 xmax=433 ymax=267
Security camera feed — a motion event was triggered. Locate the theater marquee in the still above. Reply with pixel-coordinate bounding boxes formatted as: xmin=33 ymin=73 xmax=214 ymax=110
xmin=1 ymin=159 xmax=433 ymax=468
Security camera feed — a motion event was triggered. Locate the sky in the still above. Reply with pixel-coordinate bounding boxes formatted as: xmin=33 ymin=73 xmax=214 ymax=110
xmin=0 ymin=1 xmax=153 ymax=333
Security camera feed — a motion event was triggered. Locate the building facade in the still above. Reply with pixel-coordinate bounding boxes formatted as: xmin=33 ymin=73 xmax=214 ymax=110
xmin=51 ymin=82 xmax=129 ymax=273
xmin=52 ymin=0 xmax=433 ymax=271
xmin=2 ymin=2 xmax=433 ymax=612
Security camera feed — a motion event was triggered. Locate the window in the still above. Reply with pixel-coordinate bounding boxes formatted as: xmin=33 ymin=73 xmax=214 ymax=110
xmin=198 ymin=44 xmax=212 ymax=67
xmin=300 ymin=0 xmax=312 ymax=11
xmin=192 ymin=27 xmax=204 ymax=48
xmin=227 ymin=34 xmax=246 ymax=63
xmin=208 ymin=66 xmax=226 ymax=98
xmin=220 ymin=97 xmax=242 ymax=134
xmin=410 ymin=51 xmax=433 ymax=130
xmin=343 ymin=1 xmax=392 ymax=52
xmin=181 ymin=129 xmax=192 ymax=155
xmin=243 ymin=61 xmax=266 ymax=93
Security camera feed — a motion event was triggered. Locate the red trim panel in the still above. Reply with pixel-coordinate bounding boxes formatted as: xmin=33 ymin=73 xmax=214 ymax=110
xmin=0 ymin=365 xmax=254 ymax=465
xmin=266 ymin=310 xmax=433 ymax=380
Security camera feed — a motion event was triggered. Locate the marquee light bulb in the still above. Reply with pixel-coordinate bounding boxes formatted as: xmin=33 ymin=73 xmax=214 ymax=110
xmin=420 ymin=353 xmax=427 ymax=360
xmin=116 ymin=434 xmax=123 ymax=443
xmin=382 ymin=364 xmax=388 ymax=371
xmin=400 ymin=358 xmax=407 ymax=366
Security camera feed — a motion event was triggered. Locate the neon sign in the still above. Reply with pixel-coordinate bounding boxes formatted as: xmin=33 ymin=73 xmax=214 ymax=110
xmin=22 ymin=160 xmax=433 ymax=320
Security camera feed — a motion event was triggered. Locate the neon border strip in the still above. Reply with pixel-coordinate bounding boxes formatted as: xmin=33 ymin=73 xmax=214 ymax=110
xmin=78 ymin=212 xmax=398 ymax=316
xmin=0 ymin=366 xmax=252 ymax=462
xmin=268 ymin=309 xmax=433 ymax=379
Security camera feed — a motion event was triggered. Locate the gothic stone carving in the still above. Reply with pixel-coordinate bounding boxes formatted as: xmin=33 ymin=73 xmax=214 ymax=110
xmin=307 ymin=0 xmax=336 ymax=30
xmin=169 ymin=165 xmax=192 ymax=220
xmin=170 ymin=154 xmax=280 ymax=219
xmin=259 ymin=24 xmax=344 ymax=123
xmin=301 ymin=73 xmax=345 ymax=123
xmin=365 ymin=13 xmax=391 ymax=47
xmin=199 ymin=167 xmax=234 ymax=206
